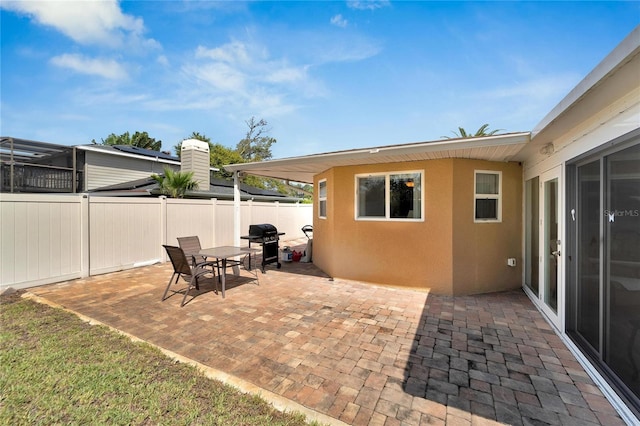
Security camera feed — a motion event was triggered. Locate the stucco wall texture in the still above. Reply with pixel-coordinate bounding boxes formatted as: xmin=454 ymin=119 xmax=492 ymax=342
xmin=313 ymin=158 xmax=523 ymax=296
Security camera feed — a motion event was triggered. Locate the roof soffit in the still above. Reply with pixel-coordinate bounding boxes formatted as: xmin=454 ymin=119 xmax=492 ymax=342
xmin=224 ymin=132 xmax=530 ymax=183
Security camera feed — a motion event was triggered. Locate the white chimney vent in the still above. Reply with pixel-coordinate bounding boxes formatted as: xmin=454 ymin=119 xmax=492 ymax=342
xmin=180 ymin=139 xmax=210 ymax=190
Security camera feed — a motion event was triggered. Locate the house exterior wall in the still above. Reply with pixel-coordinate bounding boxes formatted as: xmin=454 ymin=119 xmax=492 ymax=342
xmin=313 ymin=158 xmax=522 ymax=295
xmin=312 ymin=169 xmax=336 ymax=280
xmin=84 ymin=151 xmax=178 ymax=190
xmin=451 ymin=159 xmax=523 ymax=295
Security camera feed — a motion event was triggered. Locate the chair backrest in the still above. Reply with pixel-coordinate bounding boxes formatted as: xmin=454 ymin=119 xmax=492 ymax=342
xmin=177 ymin=236 xmax=201 ymax=254
xmin=177 ymin=236 xmax=202 ymax=266
xmin=163 ymin=245 xmax=192 ymax=276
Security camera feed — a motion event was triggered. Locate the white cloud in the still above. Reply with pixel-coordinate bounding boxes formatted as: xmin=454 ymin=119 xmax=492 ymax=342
xmin=50 ymin=53 xmax=128 ymax=80
xmin=195 ymin=42 xmax=253 ymax=66
xmin=463 ymin=72 xmax=582 ymax=132
xmin=186 ymin=61 xmax=247 ymax=93
xmin=175 ymin=30 xmax=379 ymax=118
xmin=265 ymin=66 xmax=307 ymax=84
xmin=1 ymin=0 xmax=157 ymax=49
xmin=178 ymin=40 xmax=317 ymax=117
xmin=331 ymin=14 xmax=348 ymax=28
xmin=191 ymin=41 xmax=312 ymax=90
xmin=482 ymin=73 xmax=579 ymax=102
xmin=157 ymin=55 xmax=169 ymax=67
xmin=347 ymin=1 xmax=390 ymax=11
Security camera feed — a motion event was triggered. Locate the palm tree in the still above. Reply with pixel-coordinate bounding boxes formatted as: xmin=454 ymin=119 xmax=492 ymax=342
xmin=442 ymin=124 xmax=502 ymax=139
xmin=151 ymin=167 xmax=199 ymax=198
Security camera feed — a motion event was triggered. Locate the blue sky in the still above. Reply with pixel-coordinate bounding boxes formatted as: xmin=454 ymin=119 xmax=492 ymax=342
xmin=1 ymin=1 xmax=638 ymax=158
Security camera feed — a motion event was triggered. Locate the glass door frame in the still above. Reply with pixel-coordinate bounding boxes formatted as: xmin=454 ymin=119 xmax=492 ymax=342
xmin=536 ymin=166 xmax=564 ymax=330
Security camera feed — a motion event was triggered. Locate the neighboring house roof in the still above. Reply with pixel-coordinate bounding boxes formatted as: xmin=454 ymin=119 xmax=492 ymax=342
xmin=0 ymin=137 xmax=72 ymax=163
xmin=77 ymin=144 xmax=219 ymax=172
xmin=90 ymin=175 xmax=302 ymax=202
xmin=224 ymin=132 xmax=531 ymax=184
xmin=0 ymin=139 xmax=222 ymax=172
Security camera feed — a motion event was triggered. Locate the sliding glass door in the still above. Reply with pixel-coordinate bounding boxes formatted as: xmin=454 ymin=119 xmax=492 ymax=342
xmin=567 ymin=141 xmax=640 ymax=414
xmin=605 ymin=145 xmax=640 ymax=403
xmin=576 ymin=160 xmax=600 ymax=351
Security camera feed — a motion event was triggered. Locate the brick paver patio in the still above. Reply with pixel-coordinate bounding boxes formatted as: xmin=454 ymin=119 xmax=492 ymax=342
xmin=25 ymin=241 xmax=626 ymax=425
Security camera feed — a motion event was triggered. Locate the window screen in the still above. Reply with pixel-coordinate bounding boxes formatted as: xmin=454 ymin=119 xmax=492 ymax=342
xmin=318 ymin=180 xmax=327 ymax=218
xmin=475 ymin=171 xmax=501 ymax=221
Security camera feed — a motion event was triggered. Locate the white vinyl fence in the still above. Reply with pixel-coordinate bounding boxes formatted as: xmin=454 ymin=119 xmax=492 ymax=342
xmin=1 ymin=194 xmax=312 ymax=290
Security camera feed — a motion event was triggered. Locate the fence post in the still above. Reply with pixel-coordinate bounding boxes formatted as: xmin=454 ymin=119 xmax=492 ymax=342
xmin=80 ymin=194 xmax=90 ymax=278
xmin=160 ymin=196 xmax=167 ymax=262
xmin=211 ymin=197 xmax=217 ymax=246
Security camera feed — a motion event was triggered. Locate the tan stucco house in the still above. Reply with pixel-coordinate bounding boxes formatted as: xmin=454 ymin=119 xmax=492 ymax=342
xmin=226 ymin=26 xmax=640 ymax=424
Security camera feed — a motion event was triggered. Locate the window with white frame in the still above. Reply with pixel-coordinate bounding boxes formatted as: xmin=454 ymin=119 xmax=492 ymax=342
xmin=474 ymin=171 xmax=501 ymax=222
xmin=318 ymin=179 xmax=327 ymax=218
xmin=356 ymin=171 xmax=423 ymax=220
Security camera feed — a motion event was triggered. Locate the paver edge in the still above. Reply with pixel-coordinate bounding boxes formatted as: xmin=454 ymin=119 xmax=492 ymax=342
xmin=22 ymin=292 xmax=349 ymax=426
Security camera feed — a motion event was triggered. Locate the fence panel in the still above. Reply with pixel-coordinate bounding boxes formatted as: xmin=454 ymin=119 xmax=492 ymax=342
xmin=1 ymin=195 xmax=313 ymax=290
xmin=89 ymin=197 xmax=163 ymax=275
xmin=246 ymin=202 xmax=313 ymax=241
xmin=165 ymin=198 xmax=216 ymax=248
xmin=277 ymin=203 xmax=312 ymax=240
xmin=1 ymin=194 xmax=84 ymax=289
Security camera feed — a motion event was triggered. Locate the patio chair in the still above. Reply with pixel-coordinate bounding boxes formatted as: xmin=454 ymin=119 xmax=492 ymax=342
xmin=177 ymin=236 xmax=220 ymax=278
xmin=162 ymin=245 xmax=216 ymax=307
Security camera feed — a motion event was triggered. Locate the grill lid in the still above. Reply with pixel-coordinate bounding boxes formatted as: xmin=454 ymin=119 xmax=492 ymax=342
xmin=249 ymin=223 xmax=277 ymax=237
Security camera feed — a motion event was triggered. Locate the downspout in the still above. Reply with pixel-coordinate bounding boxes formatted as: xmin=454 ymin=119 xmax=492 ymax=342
xmin=233 ymin=170 xmax=241 ymax=246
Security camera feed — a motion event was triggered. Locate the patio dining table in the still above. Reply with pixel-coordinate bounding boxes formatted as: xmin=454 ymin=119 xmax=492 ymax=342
xmin=199 ymin=246 xmax=259 ymax=298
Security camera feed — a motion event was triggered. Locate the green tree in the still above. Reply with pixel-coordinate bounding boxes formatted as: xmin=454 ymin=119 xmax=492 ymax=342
xmin=442 ymin=124 xmax=502 ymax=139
xmin=210 ymin=143 xmax=245 ymax=179
xmin=151 ymin=167 xmax=198 ymax=198
xmin=173 ymin=120 xmax=298 ymax=197
xmin=236 ymin=117 xmax=276 ymax=162
xmin=95 ymin=131 xmax=162 ymax=151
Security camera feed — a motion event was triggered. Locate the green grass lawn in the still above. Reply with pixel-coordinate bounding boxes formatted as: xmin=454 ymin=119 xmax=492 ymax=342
xmin=0 ymin=293 xmax=313 ymax=425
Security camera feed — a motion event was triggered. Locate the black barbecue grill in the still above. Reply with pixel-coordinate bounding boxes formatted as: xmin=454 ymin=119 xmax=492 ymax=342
xmin=244 ymin=224 xmax=282 ymax=272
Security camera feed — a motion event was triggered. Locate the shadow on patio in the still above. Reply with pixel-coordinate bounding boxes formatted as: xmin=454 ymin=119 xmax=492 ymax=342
xmin=25 ymin=244 xmax=625 ymax=426
xmin=402 ymin=292 xmax=626 ymax=425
